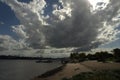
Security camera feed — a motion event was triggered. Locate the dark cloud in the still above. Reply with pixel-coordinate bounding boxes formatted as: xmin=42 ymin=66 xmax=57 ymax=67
xmin=45 ymin=0 xmax=101 ymax=48
xmin=1 ymin=0 xmax=120 ymax=51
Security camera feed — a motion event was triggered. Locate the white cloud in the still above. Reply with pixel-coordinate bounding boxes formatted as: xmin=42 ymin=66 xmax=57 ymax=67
xmin=52 ymin=0 xmax=72 ymax=21
xmin=0 ymin=35 xmax=22 ymax=50
xmin=88 ymin=0 xmax=110 ymax=12
xmin=12 ymin=25 xmax=28 ymax=39
xmin=97 ymin=22 xmax=120 ymax=43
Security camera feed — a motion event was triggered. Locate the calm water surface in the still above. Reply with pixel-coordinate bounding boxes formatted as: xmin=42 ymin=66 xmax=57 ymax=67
xmin=0 ymin=60 xmax=61 ymax=80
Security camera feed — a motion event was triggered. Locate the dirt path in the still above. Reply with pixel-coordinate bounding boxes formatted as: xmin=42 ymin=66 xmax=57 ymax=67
xmin=33 ymin=63 xmax=92 ymax=80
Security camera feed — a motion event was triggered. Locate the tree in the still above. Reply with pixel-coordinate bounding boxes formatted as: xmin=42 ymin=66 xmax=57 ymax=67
xmin=87 ymin=54 xmax=97 ymax=60
xmin=70 ymin=52 xmax=86 ymax=62
xmin=94 ymin=51 xmax=112 ymax=62
xmin=113 ymin=48 xmax=120 ymax=62
xmin=78 ymin=53 xmax=86 ymax=62
xmin=70 ymin=52 xmax=78 ymax=62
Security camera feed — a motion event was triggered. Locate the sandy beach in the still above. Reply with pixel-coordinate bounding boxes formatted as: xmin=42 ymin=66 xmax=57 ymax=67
xmin=33 ymin=61 xmax=120 ymax=80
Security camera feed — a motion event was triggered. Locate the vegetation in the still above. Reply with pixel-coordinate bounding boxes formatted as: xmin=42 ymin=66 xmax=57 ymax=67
xmin=70 ymin=48 xmax=120 ymax=63
xmin=62 ymin=70 xmax=120 ymax=80
xmin=113 ymin=48 xmax=120 ymax=62
xmin=93 ymin=51 xmax=113 ymax=62
xmin=70 ymin=52 xmax=86 ymax=62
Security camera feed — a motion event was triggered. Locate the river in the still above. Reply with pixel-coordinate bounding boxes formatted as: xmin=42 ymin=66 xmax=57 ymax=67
xmin=0 ymin=60 xmax=61 ymax=80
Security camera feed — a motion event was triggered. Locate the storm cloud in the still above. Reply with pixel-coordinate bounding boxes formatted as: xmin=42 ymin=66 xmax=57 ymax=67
xmin=0 ymin=0 xmax=120 ymax=50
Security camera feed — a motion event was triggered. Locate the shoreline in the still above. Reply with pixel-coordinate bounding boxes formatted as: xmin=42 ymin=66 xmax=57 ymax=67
xmin=32 ymin=63 xmax=92 ymax=80
xmin=37 ymin=64 xmax=65 ymax=78
xmin=32 ymin=64 xmax=65 ymax=80
xmin=32 ymin=61 xmax=120 ymax=80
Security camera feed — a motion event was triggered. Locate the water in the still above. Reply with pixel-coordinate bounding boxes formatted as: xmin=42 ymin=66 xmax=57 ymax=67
xmin=0 ymin=60 xmax=61 ymax=80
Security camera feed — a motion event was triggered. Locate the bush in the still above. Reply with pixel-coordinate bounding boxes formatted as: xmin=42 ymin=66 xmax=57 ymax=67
xmin=78 ymin=53 xmax=86 ymax=62
xmin=64 ymin=70 xmax=120 ymax=80
xmin=94 ymin=51 xmax=113 ymax=62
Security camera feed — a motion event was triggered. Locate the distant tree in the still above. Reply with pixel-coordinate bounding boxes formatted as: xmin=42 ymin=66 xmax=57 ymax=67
xmin=70 ymin=52 xmax=86 ymax=62
xmin=70 ymin=53 xmax=75 ymax=60
xmin=113 ymin=48 xmax=120 ymax=62
xmin=78 ymin=53 xmax=86 ymax=62
xmin=94 ymin=51 xmax=113 ymax=62
xmin=87 ymin=54 xmax=97 ymax=60
xmin=70 ymin=53 xmax=73 ymax=60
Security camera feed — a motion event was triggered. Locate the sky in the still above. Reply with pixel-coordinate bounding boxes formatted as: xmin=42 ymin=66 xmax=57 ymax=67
xmin=0 ymin=0 xmax=120 ymax=52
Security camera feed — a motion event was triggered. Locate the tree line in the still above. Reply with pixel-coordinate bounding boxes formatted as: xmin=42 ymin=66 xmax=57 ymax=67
xmin=70 ymin=48 xmax=120 ymax=62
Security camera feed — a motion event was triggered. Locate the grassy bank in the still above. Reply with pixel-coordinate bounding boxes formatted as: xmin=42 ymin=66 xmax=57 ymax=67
xmin=62 ymin=70 xmax=120 ymax=80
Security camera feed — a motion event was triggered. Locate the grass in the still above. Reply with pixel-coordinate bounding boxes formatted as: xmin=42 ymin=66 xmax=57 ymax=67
xmin=62 ymin=70 xmax=120 ymax=80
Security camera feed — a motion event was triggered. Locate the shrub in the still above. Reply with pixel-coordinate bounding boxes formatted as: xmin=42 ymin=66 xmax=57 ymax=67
xmin=64 ymin=70 xmax=120 ymax=80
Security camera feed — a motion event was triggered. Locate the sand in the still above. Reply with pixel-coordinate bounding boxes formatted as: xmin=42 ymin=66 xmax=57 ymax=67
xmin=33 ymin=61 xmax=120 ymax=80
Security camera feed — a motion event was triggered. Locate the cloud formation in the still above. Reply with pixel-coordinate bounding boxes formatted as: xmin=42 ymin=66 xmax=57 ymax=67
xmin=0 ymin=35 xmax=21 ymax=50
xmin=0 ymin=0 xmax=120 ymax=50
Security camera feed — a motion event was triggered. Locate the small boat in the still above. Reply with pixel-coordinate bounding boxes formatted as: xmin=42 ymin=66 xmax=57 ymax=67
xmin=36 ymin=60 xmax=53 ymax=63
